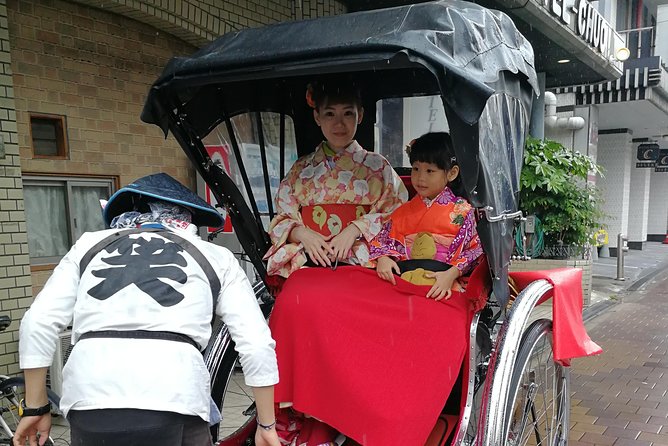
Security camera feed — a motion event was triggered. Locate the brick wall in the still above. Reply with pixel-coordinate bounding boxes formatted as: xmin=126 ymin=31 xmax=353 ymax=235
xmin=0 ymin=0 xmax=31 ymax=375
xmin=2 ymin=0 xmax=348 ymax=372
xmin=6 ymin=0 xmax=200 ymax=373
xmin=509 ymin=258 xmax=593 ymax=306
xmin=11 ymin=0 xmax=198 ymax=184
xmin=597 ymin=130 xmax=633 ymax=248
xmin=74 ymin=0 xmax=346 ymax=47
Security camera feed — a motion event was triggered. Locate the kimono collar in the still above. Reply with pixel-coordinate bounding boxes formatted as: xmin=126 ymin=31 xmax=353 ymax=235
xmin=422 ymin=186 xmax=457 ymax=207
xmin=312 ymin=140 xmax=362 ymax=165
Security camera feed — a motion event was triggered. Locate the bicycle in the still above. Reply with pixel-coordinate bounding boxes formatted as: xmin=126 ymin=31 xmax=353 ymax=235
xmin=0 ymin=315 xmax=69 ymax=446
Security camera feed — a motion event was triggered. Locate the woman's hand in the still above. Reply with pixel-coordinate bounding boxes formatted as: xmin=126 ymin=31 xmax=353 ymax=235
xmin=328 ymin=224 xmax=362 ymax=261
xmin=376 ymin=256 xmax=400 ymax=285
xmin=425 ymin=267 xmax=460 ymax=301
xmin=255 ymin=426 xmax=280 ymax=446
xmin=13 ymin=414 xmax=51 ymax=446
xmin=291 ymin=226 xmax=334 ymax=267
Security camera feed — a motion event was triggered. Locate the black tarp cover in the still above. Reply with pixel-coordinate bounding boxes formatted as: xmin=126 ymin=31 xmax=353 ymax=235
xmin=142 ymin=0 xmax=538 ymax=133
xmin=141 ymin=0 xmax=540 ymax=305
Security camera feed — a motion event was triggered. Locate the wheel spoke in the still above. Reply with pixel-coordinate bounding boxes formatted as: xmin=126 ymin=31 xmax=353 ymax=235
xmin=505 ymin=320 xmax=569 ymax=446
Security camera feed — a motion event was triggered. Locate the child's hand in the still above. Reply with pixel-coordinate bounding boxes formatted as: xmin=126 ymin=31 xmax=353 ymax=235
xmin=376 ymin=256 xmax=400 ymax=285
xmin=425 ymin=267 xmax=460 ymax=301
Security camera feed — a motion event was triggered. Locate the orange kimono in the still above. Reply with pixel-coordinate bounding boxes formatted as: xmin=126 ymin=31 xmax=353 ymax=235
xmin=369 ymin=186 xmax=483 ymax=275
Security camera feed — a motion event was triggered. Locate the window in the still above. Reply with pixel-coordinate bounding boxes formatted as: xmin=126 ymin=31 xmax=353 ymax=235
xmin=23 ymin=176 xmax=115 ymax=265
xmin=375 ymin=96 xmax=450 ymax=168
xmin=202 ymin=112 xmax=298 ymax=230
xmin=30 ymin=114 xmax=68 ymax=158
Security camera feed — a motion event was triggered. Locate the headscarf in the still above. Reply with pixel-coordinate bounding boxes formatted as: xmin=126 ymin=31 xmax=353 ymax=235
xmin=109 ymin=200 xmax=197 ymax=235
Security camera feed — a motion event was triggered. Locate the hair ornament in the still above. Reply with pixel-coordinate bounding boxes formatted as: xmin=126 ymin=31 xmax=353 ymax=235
xmin=305 ymin=83 xmax=316 ymax=109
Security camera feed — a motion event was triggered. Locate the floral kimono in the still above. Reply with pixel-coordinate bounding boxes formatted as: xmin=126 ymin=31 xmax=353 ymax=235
xmin=265 ymin=140 xmax=408 ymax=278
xmin=370 ymin=186 xmax=483 ymax=276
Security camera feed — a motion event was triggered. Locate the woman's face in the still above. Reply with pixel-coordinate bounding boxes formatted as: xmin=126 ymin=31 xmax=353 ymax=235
xmin=411 ymin=161 xmax=459 ymax=200
xmin=313 ymin=101 xmax=364 ymax=151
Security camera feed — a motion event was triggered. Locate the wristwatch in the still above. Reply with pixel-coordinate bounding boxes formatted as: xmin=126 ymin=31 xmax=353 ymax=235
xmin=18 ymin=399 xmax=51 ymax=417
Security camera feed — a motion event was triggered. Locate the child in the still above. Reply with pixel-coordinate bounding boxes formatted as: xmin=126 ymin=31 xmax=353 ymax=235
xmin=370 ymin=132 xmax=483 ymax=300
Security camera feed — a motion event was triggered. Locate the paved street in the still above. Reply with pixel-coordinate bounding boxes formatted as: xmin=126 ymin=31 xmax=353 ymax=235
xmin=569 ymin=261 xmax=668 ymax=445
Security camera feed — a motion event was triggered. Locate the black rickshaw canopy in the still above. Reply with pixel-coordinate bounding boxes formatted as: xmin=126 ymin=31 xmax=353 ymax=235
xmin=142 ymin=0 xmax=540 ymax=305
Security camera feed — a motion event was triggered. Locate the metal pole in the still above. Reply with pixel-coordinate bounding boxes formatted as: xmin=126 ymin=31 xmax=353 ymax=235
xmin=615 ymin=233 xmax=628 ymax=281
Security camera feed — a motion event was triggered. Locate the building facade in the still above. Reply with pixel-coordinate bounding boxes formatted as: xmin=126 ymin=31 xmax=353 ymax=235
xmin=549 ymin=0 xmax=668 ymax=252
xmin=0 ymin=0 xmax=344 ymax=375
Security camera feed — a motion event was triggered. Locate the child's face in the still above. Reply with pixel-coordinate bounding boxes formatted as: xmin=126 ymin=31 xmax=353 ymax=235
xmin=314 ymin=101 xmax=363 ymax=151
xmin=411 ymin=161 xmax=459 ymax=200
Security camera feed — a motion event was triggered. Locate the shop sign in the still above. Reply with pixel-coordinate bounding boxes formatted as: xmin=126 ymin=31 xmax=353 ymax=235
xmin=656 ymin=149 xmax=668 ymax=173
xmin=636 ymin=143 xmax=660 ymax=168
xmin=541 ymin=0 xmax=614 ymax=59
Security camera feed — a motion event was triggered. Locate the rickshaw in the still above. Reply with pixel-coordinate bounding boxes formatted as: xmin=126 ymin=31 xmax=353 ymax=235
xmin=141 ymin=1 xmax=600 ymax=444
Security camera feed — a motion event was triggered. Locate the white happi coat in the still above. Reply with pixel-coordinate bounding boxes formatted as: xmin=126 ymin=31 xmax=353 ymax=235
xmin=19 ymin=226 xmax=278 ymax=421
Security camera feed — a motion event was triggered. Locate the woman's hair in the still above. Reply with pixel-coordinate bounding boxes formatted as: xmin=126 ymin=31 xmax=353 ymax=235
xmin=307 ymin=79 xmax=362 ymax=109
xmin=407 ymin=132 xmax=457 ymax=171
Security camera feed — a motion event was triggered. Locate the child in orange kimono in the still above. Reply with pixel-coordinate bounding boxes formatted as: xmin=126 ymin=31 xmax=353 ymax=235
xmin=371 ymin=132 xmax=483 ymax=300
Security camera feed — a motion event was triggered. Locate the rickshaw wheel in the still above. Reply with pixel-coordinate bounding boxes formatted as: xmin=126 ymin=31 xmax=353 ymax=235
xmin=504 ymin=319 xmax=569 ymax=446
xmin=462 ymin=320 xmax=493 ymax=445
xmin=206 ymin=322 xmax=255 ymax=444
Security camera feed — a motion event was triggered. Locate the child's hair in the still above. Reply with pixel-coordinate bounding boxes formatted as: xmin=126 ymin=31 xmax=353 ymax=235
xmin=306 ymin=79 xmax=362 ymax=109
xmin=407 ymin=132 xmax=457 ymax=171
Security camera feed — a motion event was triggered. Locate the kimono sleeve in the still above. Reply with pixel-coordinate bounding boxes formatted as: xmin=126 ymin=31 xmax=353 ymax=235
xmin=448 ymin=209 xmax=484 ymax=275
xmin=369 ymin=219 xmax=407 ymax=260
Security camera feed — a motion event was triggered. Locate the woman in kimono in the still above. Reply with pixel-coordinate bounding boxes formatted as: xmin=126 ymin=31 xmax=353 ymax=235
xmin=372 ymin=132 xmax=483 ymax=299
xmin=264 ymin=80 xmax=407 ymax=278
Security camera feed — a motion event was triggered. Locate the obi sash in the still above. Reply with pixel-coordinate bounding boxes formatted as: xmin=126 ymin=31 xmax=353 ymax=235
xmin=301 ymin=204 xmax=370 ymax=237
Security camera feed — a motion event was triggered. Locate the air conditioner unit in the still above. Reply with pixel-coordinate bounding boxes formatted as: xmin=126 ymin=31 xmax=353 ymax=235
xmin=48 ymin=330 xmax=74 ymax=396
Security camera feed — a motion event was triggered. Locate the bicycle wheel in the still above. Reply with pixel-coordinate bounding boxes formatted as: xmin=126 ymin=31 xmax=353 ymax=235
xmin=205 ymin=321 xmax=256 ymax=444
xmin=462 ymin=320 xmax=494 ymax=445
xmin=0 ymin=377 xmax=69 ymax=446
xmin=504 ymin=319 xmax=569 ymax=446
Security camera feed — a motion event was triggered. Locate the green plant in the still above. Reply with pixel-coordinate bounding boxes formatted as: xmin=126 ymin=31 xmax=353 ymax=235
xmin=520 ymin=137 xmax=605 ymax=249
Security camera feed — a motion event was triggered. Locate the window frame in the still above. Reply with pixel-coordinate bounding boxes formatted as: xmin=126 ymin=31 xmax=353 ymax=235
xmin=23 ymin=174 xmax=117 ymax=267
xmin=29 ymin=113 xmax=69 ymax=159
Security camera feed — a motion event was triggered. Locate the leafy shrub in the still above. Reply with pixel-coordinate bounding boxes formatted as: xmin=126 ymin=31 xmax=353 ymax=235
xmin=520 ymin=137 xmax=605 ymax=249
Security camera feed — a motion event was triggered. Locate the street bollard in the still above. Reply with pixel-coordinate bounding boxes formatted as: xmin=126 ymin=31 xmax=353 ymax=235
xmin=615 ymin=233 xmax=629 ymax=281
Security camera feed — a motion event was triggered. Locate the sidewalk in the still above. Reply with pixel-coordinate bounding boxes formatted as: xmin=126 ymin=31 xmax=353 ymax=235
xmin=526 ymin=241 xmax=668 ymax=326
xmin=585 ymin=241 xmax=668 ymax=319
xmin=568 ymin=244 xmax=668 ymax=446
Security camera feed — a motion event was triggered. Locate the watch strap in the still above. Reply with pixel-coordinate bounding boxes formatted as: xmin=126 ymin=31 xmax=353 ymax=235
xmin=19 ymin=399 xmax=51 ymax=417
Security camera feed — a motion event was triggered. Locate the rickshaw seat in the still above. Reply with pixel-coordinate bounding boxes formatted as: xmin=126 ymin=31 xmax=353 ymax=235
xmin=394 ymin=166 xmax=417 ymax=199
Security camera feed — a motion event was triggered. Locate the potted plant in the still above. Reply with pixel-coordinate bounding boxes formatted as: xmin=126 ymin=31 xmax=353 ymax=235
xmin=519 ymin=137 xmax=605 ymax=258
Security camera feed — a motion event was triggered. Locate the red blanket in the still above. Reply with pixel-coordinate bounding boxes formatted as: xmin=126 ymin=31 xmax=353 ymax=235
xmin=270 ymin=266 xmax=471 ymax=446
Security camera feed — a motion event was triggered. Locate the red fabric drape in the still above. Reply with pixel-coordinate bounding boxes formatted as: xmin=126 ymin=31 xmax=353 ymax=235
xmin=509 ymin=268 xmax=603 ymax=366
xmin=270 ymin=266 xmax=472 ymax=445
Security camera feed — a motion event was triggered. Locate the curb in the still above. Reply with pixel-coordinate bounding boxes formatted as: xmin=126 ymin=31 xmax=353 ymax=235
xmin=585 ymin=259 xmax=668 ymax=322
xmin=583 ymin=297 xmax=619 ymax=322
